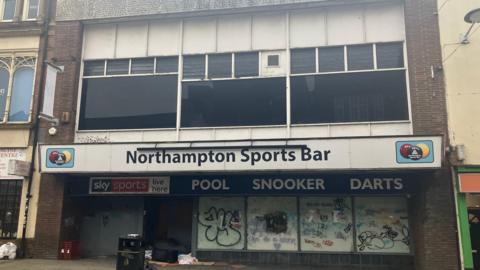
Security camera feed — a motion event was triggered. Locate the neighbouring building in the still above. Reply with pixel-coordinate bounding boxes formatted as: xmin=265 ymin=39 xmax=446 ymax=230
xmin=0 ymin=0 xmax=52 ymax=258
xmin=34 ymin=0 xmax=458 ymax=269
xmin=437 ymin=3 xmax=480 ymax=270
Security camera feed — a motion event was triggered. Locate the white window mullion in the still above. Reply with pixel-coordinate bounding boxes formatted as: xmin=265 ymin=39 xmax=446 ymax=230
xmin=231 ymin=53 xmax=235 ymax=79
xmin=373 ymin=43 xmax=378 ymax=70
xmin=27 ymin=57 xmax=38 ymax=122
xmin=315 ymin=47 xmax=319 ymax=73
xmin=205 ymin=54 xmax=209 ymax=79
xmin=344 ymin=45 xmax=348 ymax=71
xmin=3 ymin=56 xmax=15 ymax=122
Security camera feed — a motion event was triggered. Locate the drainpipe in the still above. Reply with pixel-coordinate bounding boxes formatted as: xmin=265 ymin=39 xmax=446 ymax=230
xmin=20 ymin=0 xmax=53 ymax=258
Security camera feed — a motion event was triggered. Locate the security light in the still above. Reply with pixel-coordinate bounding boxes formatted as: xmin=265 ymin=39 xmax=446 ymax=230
xmin=465 ymin=8 xmax=480 ymax=24
xmin=462 ymin=8 xmax=480 ymax=44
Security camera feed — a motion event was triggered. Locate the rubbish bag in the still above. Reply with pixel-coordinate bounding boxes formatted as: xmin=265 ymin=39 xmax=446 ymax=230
xmin=178 ymin=253 xmax=198 ymax=265
xmin=0 ymin=242 xmax=17 ymax=260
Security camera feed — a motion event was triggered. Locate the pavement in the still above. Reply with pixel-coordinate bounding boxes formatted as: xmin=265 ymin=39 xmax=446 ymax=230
xmin=0 ymin=258 xmax=368 ymax=270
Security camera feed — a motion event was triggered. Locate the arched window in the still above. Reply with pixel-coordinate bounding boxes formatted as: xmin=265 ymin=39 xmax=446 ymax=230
xmin=0 ymin=68 xmax=9 ymax=121
xmin=8 ymin=67 xmax=34 ymax=122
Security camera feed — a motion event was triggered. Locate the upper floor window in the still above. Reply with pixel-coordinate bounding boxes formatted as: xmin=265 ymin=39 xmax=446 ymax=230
xmin=0 ymin=56 xmax=36 ymax=123
xmin=79 ymin=42 xmax=407 ymax=130
xmin=26 ymin=0 xmax=39 ymax=19
xmin=1 ymin=0 xmax=15 ymax=21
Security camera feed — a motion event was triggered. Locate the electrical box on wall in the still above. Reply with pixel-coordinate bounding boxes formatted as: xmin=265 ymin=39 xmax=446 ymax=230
xmin=260 ymin=51 xmax=286 ymax=77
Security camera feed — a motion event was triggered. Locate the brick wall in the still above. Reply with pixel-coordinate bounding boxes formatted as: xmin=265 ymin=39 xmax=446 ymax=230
xmin=38 ymin=20 xmax=83 ymax=145
xmin=30 ymin=20 xmax=83 ymax=258
xmin=403 ymin=0 xmax=458 ymax=269
xmin=405 ymin=0 xmax=448 ymax=136
xmin=30 ymin=175 xmax=65 ymax=258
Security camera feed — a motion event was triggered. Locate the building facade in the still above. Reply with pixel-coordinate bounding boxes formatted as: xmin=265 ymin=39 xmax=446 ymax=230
xmin=437 ymin=2 xmax=480 ymax=270
xmin=34 ymin=0 xmax=458 ymax=269
xmin=0 ymin=0 xmax=52 ymax=258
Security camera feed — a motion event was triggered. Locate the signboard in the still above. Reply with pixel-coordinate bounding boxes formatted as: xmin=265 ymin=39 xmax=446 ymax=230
xmin=40 ymin=136 xmax=442 ymax=173
xmin=8 ymin=160 xmax=31 ymax=177
xmin=458 ymin=173 xmax=480 ymax=193
xmin=85 ymin=174 xmax=415 ymax=196
xmin=89 ymin=177 xmax=170 ymax=194
xmin=0 ymin=149 xmax=27 ymax=179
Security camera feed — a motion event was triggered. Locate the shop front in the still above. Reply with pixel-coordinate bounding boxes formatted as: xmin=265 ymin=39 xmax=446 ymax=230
xmin=40 ymin=136 xmax=442 ymax=268
xmin=455 ymin=169 xmax=480 ymax=270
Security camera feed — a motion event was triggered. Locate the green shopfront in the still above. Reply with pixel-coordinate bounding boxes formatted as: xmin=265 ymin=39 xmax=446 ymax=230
xmin=455 ymin=168 xmax=480 ymax=270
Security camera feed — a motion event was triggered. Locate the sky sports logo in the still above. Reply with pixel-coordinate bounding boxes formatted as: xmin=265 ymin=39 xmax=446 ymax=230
xmin=90 ymin=178 xmax=150 ymax=193
xmin=396 ymin=140 xmax=434 ymax=164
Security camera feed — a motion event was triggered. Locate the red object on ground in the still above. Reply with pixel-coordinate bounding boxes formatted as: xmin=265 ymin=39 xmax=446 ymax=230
xmin=59 ymin=241 xmax=80 ymax=260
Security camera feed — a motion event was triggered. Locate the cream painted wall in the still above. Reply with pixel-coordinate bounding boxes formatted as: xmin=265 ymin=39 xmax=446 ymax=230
xmin=0 ymin=130 xmax=30 ymax=148
xmin=0 ymin=36 xmax=40 ymax=51
xmin=438 ymin=1 xmax=480 ymax=164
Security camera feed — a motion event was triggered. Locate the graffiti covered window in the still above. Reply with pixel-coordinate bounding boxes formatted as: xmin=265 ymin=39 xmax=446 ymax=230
xmin=246 ymin=197 xmax=298 ymax=251
xmin=299 ymin=197 xmax=353 ymax=252
xmin=197 ymin=197 xmax=245 ymax=250
xmin=354 ymin=197 xmax=410 ymax=254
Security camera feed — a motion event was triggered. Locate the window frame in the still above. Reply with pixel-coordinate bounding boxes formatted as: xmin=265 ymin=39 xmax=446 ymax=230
xmin=0 ymin=54 xmax=37 ymax=124
xmin=1 ymin=0 xmax=16 ymax=22
xmin=77 ymin=42 xmax=408 ymax=131
xmin=0 ymin=179 xmax=22 ymax=240
xmin=23 ymin=0 xmax=39 ymax=21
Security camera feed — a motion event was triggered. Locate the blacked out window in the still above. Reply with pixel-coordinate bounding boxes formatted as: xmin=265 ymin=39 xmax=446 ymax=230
xmin=181 ymin=78 xmax=286 ymax=127
xmin=106 ymin=59 xmax=129 ymax=75
xmin=84 ymin=61 xmax=105 ymax=76
xmin=377 ymin=43 xmax=404 ymax=69
xmin=0 ymin=180 xmax=22 ymax=239
xmin=183 ymin=55 xmax=205 ymax=79
xmin=79 ymin=75 xmax=178 ymax=130
xmin=291 ymin=48 xmax=316 ymax=74
xmin=234 ymin=52 xmax=259 ymax=77
xmin=131 ymin=58 xmax=154 ymax=74
xmin=267 ymin=55 xmax=280 ymax=67
xmin=347 ymin=45 xmax=374 ymax=71
xmin=156 ymin=56 xmax=178 ymax=74
xmin=208 ymin=54 xmax=232 ymax=79
xmin=291 ymin=70 xmax=408 ymax=124
xmin=318 ymin=47 xmax=344 ymax=72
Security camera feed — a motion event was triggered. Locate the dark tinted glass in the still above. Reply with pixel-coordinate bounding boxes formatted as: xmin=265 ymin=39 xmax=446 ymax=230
xmin=376 ymin=42 xmax=404 ymax=69
xmin=83 ymin=61 xmax=105 ymax=76
xmin=208 ymin=54 xmax=232 ymax=79
xmin=291 ymin=48 xmax=316 ymax=74
xmin=347 ymin=44 xmax=374 ymax=71
xmin=106 ymin=59 xmax=129 ymax=75
xmin=156 ymin=56 xmax=178 ymax=73
xmin=181 ymin=78 xmax=286 ymax=127
xmin=79 ymin=75 xmax=178 ymax=130
xmin=183 ymin=55 xmax=205 ymax=79
xmin=3 ymin=0 xmax=15 ymax=20
xmin=131 ymin=58 xmax=154 ymax=74
xmin=235 ymin=52 xmax=259 ymax=77
xmin=0 ymin=180 xmax=22 ymax=239
xmin=318 ymin=47 xmax=344 ymax=72
xmin=291 ymin=70 xmax=408 ymax=124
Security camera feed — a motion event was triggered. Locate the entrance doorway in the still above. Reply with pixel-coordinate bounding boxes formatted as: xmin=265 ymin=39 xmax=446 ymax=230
xmin=144 ymin=197 xmax=194 ymax=254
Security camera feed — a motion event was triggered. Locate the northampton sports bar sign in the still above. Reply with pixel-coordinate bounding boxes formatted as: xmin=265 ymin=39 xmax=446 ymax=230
xmin=40 ymin=136 xmax=442 ymax=173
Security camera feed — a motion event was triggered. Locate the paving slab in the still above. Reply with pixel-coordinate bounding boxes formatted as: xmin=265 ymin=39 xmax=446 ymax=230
xmin=0 ymin=258 xmax=388 ymax=270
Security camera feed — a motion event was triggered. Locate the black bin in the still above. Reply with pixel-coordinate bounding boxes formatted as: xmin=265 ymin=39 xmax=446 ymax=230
xmin=117 ymin=235 xmax=144 ymax=270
